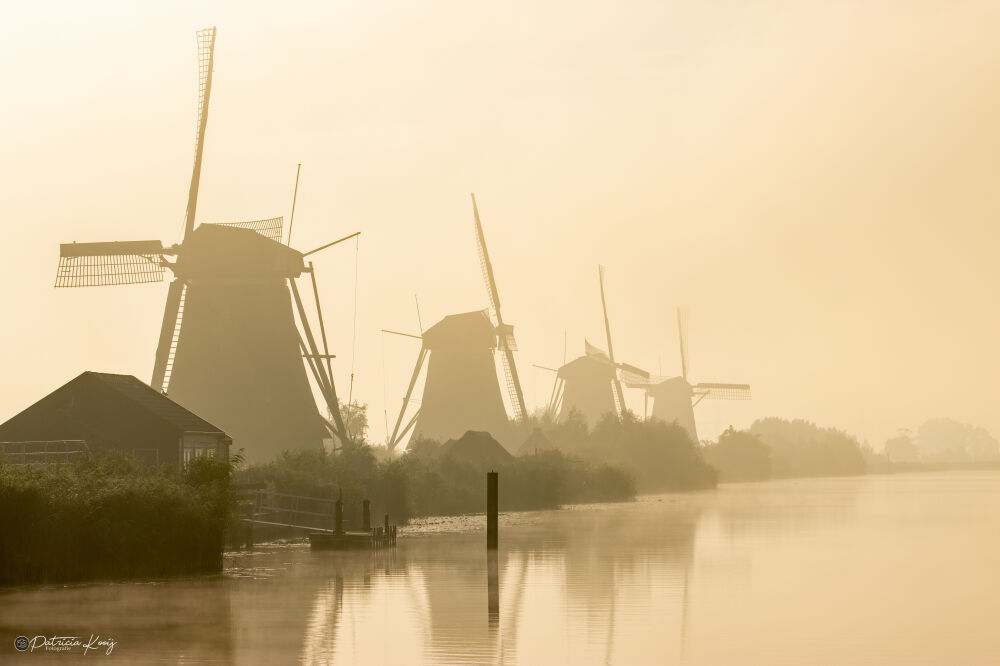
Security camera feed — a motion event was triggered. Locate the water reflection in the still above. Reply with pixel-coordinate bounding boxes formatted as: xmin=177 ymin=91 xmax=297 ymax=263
xmin=287 ymin=497 xmax=705 ymax=664
xmin=487 ymin=550 xmax=499 ymax=629
xmin=0 ymin=577 xmax=235 ymax=663
xmin=2 ymin=473 xmax=997 ymax=664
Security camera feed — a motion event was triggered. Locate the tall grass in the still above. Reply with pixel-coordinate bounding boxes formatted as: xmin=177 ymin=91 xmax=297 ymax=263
xmin=0 ymin=453 xmax=235 ymax=585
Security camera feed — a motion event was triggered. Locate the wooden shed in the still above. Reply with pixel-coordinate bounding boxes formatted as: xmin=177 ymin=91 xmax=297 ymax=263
xmin=0 ymin=371 xmax=231 ymax=469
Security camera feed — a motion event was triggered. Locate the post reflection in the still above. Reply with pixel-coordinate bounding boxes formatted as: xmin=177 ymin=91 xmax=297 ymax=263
xmin=487 ymin=549 xmax=499 ymax=629
xmin=288 ymin=498 xmax=703 ymax=664
xmin=5 ymin=477 xmax=971 ymax=664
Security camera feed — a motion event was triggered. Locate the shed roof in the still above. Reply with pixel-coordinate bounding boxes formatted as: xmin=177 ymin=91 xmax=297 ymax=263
xmin=84 ymin=372 xmax=224 ymax=433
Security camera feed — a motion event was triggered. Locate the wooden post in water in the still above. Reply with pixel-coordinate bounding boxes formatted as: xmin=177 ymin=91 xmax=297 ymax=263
xmin=335 ymin=489 xmax=344 ymax=535
xmin=487 ymin=471 xmax=498 ymax=550
xmin=244 ymin=498 xmax=254 ymax=549
xmin=362 ymin=499 xmax=371 ymax=531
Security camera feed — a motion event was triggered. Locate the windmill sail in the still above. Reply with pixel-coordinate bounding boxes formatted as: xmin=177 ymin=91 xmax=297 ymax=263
xmin=207 ymin=217 xmax=284 ymax=243
xmin=677 ymin=307 xmax=690 ymax=381
xmin=164 ymin=224 xmax=328 ymax=460
xmin=184 ymin=26 xmax=216 ymax=239
xmin=53 ymin=28 xmax=337 ymax=463
xmin=404 ymin=311 xmax=514 ymax=449
xmin=152 ymin=27 xmax=216 ymax=393
xmin=693 ymin=382 xmax=752 ymax=400
xmin=584 ymin=339 xmax=610 ymax=360
xmin=472 ymin=194 xmax=526 ymax=422
xmin=553 ymin=274 xmax=650 ymax=426
xmin=598 ymin=265 xmax=626 ymax=415
xmin=55 ymin=241 xmax=167 ymax=287
xmin=646 ymin=310 xmax=751 ymax=442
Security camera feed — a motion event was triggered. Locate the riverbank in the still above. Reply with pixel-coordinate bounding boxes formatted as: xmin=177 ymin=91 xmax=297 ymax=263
xmin=0 ymin=455 xmax=234 ymax=585
xmin=5 ymin=472 xmax=997 ymax=664
xmin=871 ymin=459 xmax=1000 ymax=475
xmin=240 ymin=444 xmax=637 ymax=526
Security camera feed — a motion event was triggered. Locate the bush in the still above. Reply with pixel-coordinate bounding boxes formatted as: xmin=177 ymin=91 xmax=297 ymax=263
xmin=242 ymin=441 xmax=636 ymax=521
xmin=750 ymin=417 xmax=866 ymax=478
xmin=703 ymin=427 xmax=771 ymax=482
xmin=534 ymin=410 xmax=718 ymax=492
xmin=0 ymin=452 xmax=235 ymax=585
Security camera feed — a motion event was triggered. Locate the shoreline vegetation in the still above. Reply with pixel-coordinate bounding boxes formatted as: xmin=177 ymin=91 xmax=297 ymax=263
xmin=0 ymin=454 xmax=235 ymax=586
xmin=2 ymin=402 xmax=997 ymax=585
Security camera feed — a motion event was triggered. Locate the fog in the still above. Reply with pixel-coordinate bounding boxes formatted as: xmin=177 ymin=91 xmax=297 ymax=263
xmin=5 ymin=474 xmax=999 ymax=663
xmin=1 ymin=0 xmax=997 ymax=448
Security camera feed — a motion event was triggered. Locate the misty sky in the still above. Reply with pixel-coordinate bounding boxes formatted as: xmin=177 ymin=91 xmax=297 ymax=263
xmin=1 ymin=0 xmax=997 ymax=449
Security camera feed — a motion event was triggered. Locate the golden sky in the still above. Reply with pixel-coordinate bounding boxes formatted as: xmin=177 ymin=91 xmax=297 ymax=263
xmin=1 ymin=0 xmax=997 ymax=448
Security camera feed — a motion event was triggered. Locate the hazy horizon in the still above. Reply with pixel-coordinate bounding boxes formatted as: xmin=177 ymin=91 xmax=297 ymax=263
xmin=1 ymin=0 xmax=997 ymax=450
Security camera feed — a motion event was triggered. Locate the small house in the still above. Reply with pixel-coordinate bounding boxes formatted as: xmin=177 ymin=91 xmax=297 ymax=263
xmin=440 ymin=430 xmax=514 ymax=467
xmin=0 ymin=371 xmax=231 ymax=469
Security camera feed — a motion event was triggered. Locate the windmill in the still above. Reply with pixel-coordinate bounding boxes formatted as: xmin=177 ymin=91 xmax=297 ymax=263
xmin=53 ymin=28 xmax=352 ymax=461
xmin=386 ymin=194 xmax=526 ymax=452
xmin=546 ymin=266 xmax=649 ymax=427
xmin=628 ymin=308 xmax=751 ymax=442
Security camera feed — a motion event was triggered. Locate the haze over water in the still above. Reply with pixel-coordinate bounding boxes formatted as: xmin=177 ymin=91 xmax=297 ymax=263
xmin=3 ymin=471 xmax=997 ymax=664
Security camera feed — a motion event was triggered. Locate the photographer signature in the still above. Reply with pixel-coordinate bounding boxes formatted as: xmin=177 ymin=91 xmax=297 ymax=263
xmin=18 ymin=634 xmax=117 ymax=655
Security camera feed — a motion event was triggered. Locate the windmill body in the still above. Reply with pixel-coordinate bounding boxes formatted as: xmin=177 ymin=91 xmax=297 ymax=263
xmin=631 ymin=308 xmax=751 ymax=444
xmin=546 ymin=268 xmax=650 ymax=428
xmin=387 ymin=195 xmax=526 ymax=454
xmin=555 ymin=353 xmax=618 ymax=428
xmin=647 ymin=377 xmax=698 ymax=442
xmin=53 ymin=29 xmax=349 ymax=463
xmin=409 ymin=311 xmax=513 ymax=448
xmin=165 ymin=225 xmax=327 ymax=461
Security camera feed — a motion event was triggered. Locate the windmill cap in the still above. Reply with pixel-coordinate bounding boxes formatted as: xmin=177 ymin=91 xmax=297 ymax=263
xmin=421 ymin=310 xmax=497 ymax=350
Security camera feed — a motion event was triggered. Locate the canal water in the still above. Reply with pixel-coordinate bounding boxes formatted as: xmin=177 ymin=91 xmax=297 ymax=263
xmin=3 ymin=471 xmax=999 ymax=664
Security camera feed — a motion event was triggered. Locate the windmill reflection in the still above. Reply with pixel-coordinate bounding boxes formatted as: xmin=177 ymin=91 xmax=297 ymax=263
xmin=295 ymin=500 xmax=701 ymax=664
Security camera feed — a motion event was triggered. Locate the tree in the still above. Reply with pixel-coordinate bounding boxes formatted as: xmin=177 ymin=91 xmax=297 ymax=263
xmin=704 ymin=427 xmax=771 ymax=482
xmin=335 ymin=401 xmax=369 ymax=444
xmin=884 ymin=430 xmax=918 ymax=462
xmin=916 ymin=418 xmax=999 ymax=462
xmin=750 ymin=417 xmax=866 ymax=477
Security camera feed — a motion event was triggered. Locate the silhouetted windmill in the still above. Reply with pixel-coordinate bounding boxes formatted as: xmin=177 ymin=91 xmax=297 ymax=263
xmin=628 ymin=308 xmax=751 ymax=442
xmin=386 ymin=194 xmax=526 ymax=452
xmin=53 ymin=28 xmax=352 ymax=461
xmin=547 ymin=266 xmax=649 ymax=426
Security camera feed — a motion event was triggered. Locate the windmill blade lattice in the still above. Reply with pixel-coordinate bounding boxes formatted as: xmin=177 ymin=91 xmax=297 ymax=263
xmin=55 ymin=241 xmax=167 ymax=287
xmin=598 ymin=265 xmax=627 ymax=414
xmin=207 ymin=217 xmax=284 ymax=243
xmin=472 ymin=194 xmax=527 ymax=421
xmin=693 ymin=382 xmax=752 ymax=400
xmin=183 ymin=27 xmax=216 ymax=239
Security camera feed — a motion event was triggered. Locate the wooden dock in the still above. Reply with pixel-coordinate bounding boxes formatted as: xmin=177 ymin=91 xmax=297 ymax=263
xmin=231 ymin=490 xmax=398 ymax=551
xmin=309 ymin=525 xmax=397 ymax=550
xmin=310 ymin=498 xmax=397 ymax=550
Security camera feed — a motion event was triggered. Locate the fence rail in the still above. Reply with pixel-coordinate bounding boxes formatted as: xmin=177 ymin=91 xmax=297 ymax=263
xmin=0 ymin=440 xmax=93 ymax=465
xmin=237 ymin=490 xmax=342 ymax=533
xmin=232 ymin=490 xmax=398 ymax=551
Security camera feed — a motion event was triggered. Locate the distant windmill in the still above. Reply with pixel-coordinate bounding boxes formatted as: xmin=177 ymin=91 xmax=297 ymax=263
xmin=628 ymin=308 xmax=751 ymax=442
xmin=547 ymin=266 xmax=649 ymax=427
xmin=53 ymin=27 xmax=354 ymax=461
xmin=386 ymin=194 xmax=526 ymax=452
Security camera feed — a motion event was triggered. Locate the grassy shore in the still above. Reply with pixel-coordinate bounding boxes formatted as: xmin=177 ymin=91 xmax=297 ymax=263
xmin=0 ymin=454 xmax=234 ymax=585
xmin=242 ymin=443 xmax=637 ymax=526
